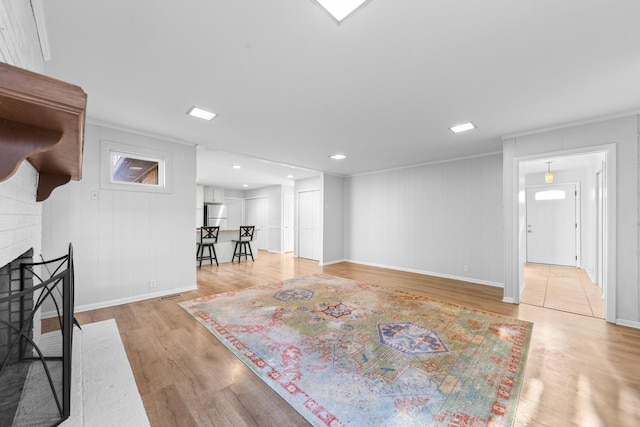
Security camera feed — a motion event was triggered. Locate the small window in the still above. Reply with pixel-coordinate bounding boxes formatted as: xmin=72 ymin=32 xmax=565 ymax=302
xmin=101 ymin=140 xmax=172 ymax=193
xmin=110 ymin=151 xmax=163 ymax=186
xmin=535 ymin=190 xmax=566 ymax=201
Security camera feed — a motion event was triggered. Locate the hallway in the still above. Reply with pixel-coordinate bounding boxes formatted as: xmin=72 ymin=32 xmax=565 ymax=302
xmin=520 ymin=263 xmax=605 ymax=318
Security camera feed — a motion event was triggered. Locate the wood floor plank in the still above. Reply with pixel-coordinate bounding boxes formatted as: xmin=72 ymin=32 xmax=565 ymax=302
xmin=147 ymin=384 xmax=201 ymax=427
xmin=228 ymin=372 xmax=308 ymax=427
xmin=72 ymin=252 xmax=640 ymax=426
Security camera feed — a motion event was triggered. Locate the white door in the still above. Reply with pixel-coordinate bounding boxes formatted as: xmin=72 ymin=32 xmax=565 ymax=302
xmin=224 ymin=197 xmax=243 ymax=228
xmin=283 ymin=194 xmax=294 ymax=253
xmin=526 ymin=184 xmax=577 ymax=266
xmin=298 ymin=190 xmax=321 ymax=260
xmin=245 ymin=197 xmax=269 ymax=251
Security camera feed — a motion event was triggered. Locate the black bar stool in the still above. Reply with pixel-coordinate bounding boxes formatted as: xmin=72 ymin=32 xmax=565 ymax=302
xmin=196 ymin=226 xmax=219 ymax=267
xmin=232 ymin=226 xmax=255 ymax=262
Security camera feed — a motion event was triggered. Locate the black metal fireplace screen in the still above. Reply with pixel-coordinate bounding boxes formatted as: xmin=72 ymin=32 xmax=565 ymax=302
xmin=0 ymin=244 xmax=76 ymax=426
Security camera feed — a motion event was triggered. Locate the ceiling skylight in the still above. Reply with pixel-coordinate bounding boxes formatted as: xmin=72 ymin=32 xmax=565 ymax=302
xmin=314 ymin=0 xmax=369 ymax=22
xmin=186 ymin=106 xmax=216 ymax=121
xmin=449 ymin=122 xmax=476 ymax=133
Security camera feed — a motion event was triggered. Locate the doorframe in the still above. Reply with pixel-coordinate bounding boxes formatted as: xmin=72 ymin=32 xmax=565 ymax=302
xmin=595 ymin=169 xmax=604 ymax=294
xmin=525 ymin=182 xmax=580 ymax=267
xmin=282 ymin=193 xmax=294 ymax=253
xmin=505 ymin=143 xmax=617 ymax=323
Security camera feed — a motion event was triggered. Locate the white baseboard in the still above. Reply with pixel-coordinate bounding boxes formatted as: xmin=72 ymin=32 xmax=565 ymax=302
xmin=42 ymin=285 xmax=198 ymax=318
xmin=616 ymin=318 xmax=640 ymax=330
xmin=343 ymin=259 xmax=504 ymax=288
xmin=320 ymin=258 xmax=345 ymax=266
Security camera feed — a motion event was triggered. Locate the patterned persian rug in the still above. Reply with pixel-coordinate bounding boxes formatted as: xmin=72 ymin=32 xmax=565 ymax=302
xmin=180 ymin=274 xmax=532 ymax=427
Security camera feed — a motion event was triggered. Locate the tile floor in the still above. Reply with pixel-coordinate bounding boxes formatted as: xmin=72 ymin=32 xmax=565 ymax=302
xmin=520 ymin=263 xmax=605 ymax=318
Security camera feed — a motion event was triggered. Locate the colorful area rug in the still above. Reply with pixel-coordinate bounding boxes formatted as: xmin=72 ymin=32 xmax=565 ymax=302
xmin=180 ymin=274 xmax=532 ymax=426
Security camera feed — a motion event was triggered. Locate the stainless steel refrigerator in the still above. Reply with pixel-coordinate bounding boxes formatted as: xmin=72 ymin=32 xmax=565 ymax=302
xmin=204 ymin=203 xmax=228 ymax=228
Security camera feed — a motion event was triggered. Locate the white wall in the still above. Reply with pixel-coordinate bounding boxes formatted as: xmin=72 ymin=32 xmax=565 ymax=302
xmin=195 ymin=185 xmax=204 ymax=228
xmin=0 ymin=0 xmax=45 ymax=268
xmin=345 ymin=153 xmax=504 ymax=286
xmin=504 ymin=115 xmax=638 ymax=325
xmin=41 ymin=123 xmax=197 ymax=311
xmin=322 ymin=174 xmax=344 ymax=265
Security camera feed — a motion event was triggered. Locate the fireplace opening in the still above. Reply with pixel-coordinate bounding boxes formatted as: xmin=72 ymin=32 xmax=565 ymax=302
xmin=0 ymin=249 xmax=34 ymax=424
xmin=0 ymin=245 xmax=76 ymax=426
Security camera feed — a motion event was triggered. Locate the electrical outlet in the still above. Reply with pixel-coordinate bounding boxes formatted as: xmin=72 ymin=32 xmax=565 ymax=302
xmin=463 ymin=265 xmax=469 ymax=272
xmin=149 ymin=279 xmax=157 ymax=288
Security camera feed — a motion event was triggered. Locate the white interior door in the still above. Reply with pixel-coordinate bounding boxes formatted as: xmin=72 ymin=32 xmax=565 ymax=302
xmin=245 ymin=197 xmax=269 ymax=250
xmin=224 ymin=197 xmax=243 ymax=228
xmin=298 ymin=190 xmax=321 ymax=260
xmin=283 ymin=194 xmax=294 ymax=253
xmin=526 ymin=184 xmax=577 ymax=266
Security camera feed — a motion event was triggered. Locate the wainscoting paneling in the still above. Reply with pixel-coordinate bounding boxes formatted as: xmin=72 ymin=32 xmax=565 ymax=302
xmin=345 ymin=153 xmax=504 ymax=286
xmin=42 ymin=124 xmax=197 ymax=309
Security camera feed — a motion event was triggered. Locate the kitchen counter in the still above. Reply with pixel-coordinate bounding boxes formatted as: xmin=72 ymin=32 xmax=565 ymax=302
xmin=196 ymin=228 xmax=259 ymax=264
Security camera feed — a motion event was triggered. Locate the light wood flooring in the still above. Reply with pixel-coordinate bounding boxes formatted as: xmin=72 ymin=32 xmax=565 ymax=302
xmin=521 ymin=263 xmax=605 ymax=318
xmin=73 ymin=252 xmax=640 ymax=427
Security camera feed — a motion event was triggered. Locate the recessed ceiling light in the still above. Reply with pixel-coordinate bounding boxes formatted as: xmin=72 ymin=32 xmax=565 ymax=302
xmin=186 ymin=106 xmax=216 ymax=121
xmin=242 ymin=184 xmax=249 ymax=188
xmin=286 ymin=174 xmax=294 ymax=179
xmin=314 ymin=0 xmax=369 ymax=22
xmin=232 ymin=165 xmax=241 ymax=169
xmin=449 ymin=122 xmax=476 ymax=133
xmin=329 ymin=154 xmax=347 ymax=160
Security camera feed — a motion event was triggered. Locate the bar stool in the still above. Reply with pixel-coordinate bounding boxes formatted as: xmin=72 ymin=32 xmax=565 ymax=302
xmin=232 ymin=226 xmax=255 ymax=262
xmin=197 ymin=226 xmax=219 ymax=267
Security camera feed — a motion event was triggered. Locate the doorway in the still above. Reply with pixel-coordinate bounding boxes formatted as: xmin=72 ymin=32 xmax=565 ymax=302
xmin=511 ymin=147 xmax=614 ymax=322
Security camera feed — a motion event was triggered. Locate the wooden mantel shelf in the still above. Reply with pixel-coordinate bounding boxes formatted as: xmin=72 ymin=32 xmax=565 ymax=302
xmin=0 ymin=62 xmax=87 ymax=201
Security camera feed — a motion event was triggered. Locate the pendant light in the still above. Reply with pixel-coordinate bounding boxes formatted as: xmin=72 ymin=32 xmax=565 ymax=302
xmin=545 ymin=162 xmax=554 ymax=183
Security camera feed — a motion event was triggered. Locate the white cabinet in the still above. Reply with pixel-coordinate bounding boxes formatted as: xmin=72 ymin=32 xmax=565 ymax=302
xmin=203 ymin=186 xmax=214 ymax=203
xmin=203 ymin=186 xmax=225 ymax=203
xmin=214 ymin=188 xmax=225 ymax=203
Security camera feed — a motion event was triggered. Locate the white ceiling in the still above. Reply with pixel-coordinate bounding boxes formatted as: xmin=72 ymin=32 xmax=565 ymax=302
xmin=196 ymin=146 xmax=320 ymax=189
xmin=41 ymin=1 xmax=640 ymax=190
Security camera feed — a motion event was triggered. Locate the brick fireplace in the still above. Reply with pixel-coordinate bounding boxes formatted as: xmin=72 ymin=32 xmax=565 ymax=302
xmin=0 ymin=249 xmax=34 ymax=364
xmin=0 ymin=243 xmax=75 ymax=426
